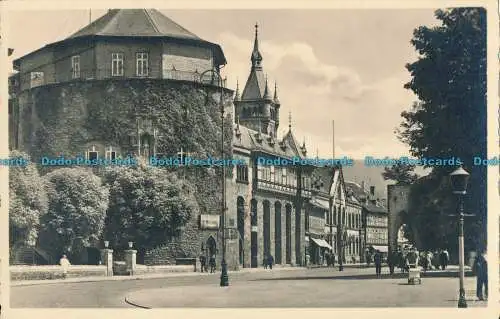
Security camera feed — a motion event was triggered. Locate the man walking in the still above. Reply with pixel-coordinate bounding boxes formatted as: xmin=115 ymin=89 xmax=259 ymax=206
xmin=388 ymin=251 xmax=395 ymax=275
xmin=267 ymin=254 xmax=274 ymax=270
xmin=473 ymin=249 xmax=488 ymax=301
xmin=209 ymin=254 xmax=216 ymax=273
xmin=374 ymin=250 xmax=382 ymax=278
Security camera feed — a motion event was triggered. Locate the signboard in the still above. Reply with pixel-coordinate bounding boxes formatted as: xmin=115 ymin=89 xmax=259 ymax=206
xmin=309 ymin=216 xmax=324 ymax=234
xmin=200 ymin=214 xmax=220 ymax=230
xmin=251 ymin=226 xmax=258 ymax=232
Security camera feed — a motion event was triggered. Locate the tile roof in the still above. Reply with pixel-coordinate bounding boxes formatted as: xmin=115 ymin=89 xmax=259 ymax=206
xmin=68 ymin=9 xmax=200 ymax=39
xmin=233 ymin=126 xmax=305 ymax=159
xmin=241 ymin=68 xmax=267 ymax=100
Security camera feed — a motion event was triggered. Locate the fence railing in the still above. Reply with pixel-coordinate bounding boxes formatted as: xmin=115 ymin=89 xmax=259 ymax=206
xmin=13 ymin=68 xmax=228 ymax=92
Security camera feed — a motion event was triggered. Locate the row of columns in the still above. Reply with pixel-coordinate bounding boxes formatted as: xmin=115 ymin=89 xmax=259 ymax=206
xmin=238 ymin=198 xmax=304 ymax=268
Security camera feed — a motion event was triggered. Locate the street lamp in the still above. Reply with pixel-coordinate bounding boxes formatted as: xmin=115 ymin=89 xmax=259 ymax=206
xmin=199 ymin=68 xmax=229 ymax=287
xmin=449 ymin=166 xmax=470 ymax=308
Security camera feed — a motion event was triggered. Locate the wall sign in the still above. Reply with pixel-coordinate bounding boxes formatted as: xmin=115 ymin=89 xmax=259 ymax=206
xmin=200 ymin=214 xmax=220 ymax=230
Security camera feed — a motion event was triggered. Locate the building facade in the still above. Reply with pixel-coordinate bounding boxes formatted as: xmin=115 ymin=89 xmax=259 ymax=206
xmin=9 ymin=10 xmax=355 ymax=269
xmin=345 ymin=182 xmax=389 ymax=260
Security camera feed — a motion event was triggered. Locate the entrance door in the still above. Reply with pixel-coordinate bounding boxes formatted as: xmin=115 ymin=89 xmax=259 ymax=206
xmin=207 ymin=236 xmax=217 ymax=258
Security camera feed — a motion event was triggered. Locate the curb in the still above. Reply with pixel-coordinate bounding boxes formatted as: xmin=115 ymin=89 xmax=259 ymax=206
xmin=11 ymin=266 xmax=308 ymax=287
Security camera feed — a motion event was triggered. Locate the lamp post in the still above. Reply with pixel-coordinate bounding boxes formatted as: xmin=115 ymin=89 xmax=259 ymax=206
xmin=200 ymin=68 xmax=229 ymax=287
xmin=337 ymin=207 xmax=345 ymax=271
xmin=449 ymin=166 xmax=470 ymax=308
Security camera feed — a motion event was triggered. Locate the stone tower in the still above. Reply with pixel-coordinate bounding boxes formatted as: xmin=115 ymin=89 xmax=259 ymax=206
xmin=234 ymin=24 xmax=280 ymax=138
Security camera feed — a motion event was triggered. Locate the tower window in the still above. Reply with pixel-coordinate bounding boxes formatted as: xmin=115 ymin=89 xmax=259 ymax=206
xmin=136 ymin=52 xmax=149 ymax=77
xmin=111 ymin=53 xmax=124 ymax=76
xmin=71 ymin=55 xmax=80 ymax=79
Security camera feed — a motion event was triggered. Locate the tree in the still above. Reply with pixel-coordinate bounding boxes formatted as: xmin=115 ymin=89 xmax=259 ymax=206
xmin=9 ymin=150 xmax=48 ymax=248
xmin=382 ymin=162 xmax=418 ymax=184
xmin=39 ymin=168 xmax=109 ymax=261
xmin=102 ymin=164 xmax=199 ymax=260
xmin=397 ymin=8 xmax=486 ymax=253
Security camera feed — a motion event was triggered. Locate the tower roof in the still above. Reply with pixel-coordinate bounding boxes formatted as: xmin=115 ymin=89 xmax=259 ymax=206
xmin=241 ymin=23 xmax=266 ymax=100
xmin=68 ymin=9 xmax=200 ymax=39
xmin=13 ymin=9 xmax=227 ymax=70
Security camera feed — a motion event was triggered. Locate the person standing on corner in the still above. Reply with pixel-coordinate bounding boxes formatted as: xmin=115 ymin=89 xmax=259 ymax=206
xmin=472 ymin=249 xmax=488 ymax=301
xmin=59 ymin=254 xmax=71 ymax=279
xmin=374 ymin=250 xmax=382 ymax=278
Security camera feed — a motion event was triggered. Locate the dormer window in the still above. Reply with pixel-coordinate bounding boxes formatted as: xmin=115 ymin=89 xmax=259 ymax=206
xmin=86 ymin=146 xmax=99 ymax=161
xmin=105 ymin=147 xmax=117 ymax=161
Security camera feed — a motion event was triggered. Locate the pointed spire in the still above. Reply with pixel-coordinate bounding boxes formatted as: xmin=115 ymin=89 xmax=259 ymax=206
xmin=288 ymin=111 xmax=292 ymax=131
xmin=263 ymin=75 xmax=272 ymax=100
xmin=234 ymin=78 xmax=241 ymax=102
xmin=274 ymin=81 xmax=280 ymax=105
xmin=251 ymin=22 xmax=263 ymax=69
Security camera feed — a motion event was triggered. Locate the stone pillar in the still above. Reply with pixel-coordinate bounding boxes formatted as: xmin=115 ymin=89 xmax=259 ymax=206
xmin=290 ymin=205 xmax=296 ymax=266
xmin=124 ymin=249 xmax=137 ymax=276
xmin=281 ymin=208 xmax=286 ymax=265
xmin=257 ymin=200 xmax=264 ymax=267
xmin=298 ymin=206 xmax=306 ymax=266
xmin=100 ymin=249 xmax=113 ymax=276
xmin=270 ymin=204 xmax=275 ymax=260
xmin=244 ymin=202 xmax=251 ymax=268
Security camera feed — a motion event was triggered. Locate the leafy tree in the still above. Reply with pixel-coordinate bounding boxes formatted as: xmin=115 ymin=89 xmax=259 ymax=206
xmin=382 ymin=162 xmax=419 ymax=184
xmin=397 ymin=8 xmax=486 ymax=254
xmin=39 ymin=168 xmax=109 ymax=261
xmin=102 ymin=164 xmax=199 ymax=261
xmin=9 ymin=150 xmax=48 ymax=248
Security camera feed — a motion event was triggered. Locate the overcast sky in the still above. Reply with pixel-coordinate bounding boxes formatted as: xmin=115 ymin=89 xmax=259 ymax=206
xmin=6 ymin=9 xmax=440 ymax=159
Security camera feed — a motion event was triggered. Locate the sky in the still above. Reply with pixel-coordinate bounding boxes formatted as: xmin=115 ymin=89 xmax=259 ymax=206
xmin=6 ymin=9 xmax=440 ymax=159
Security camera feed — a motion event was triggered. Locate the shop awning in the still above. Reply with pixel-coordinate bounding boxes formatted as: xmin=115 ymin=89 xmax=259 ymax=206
xmin=371 ymin=245 xmax=388 ymax=253
xmin=311 ymin=238 xmax=333 ymax=250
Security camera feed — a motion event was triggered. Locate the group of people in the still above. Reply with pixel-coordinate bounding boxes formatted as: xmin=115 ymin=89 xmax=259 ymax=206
xmin=199 ymin=254 xmax=217 ymax=273
xmin=263 ymin=255 xmax=274 ymax=269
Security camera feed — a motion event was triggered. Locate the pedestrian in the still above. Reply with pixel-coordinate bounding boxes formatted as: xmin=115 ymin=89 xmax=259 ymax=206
xmin=331 ymin=253 xmax=336 ymax=268
xmin=472 ymin=249 xmax=488 ymax=301
xmin=263 ymin=256 xmax=268 ymax=269
xmin=422 ymin=251 xmax=429 ymax=272
xmin=443 ymin=249 xmax=449 ymax=270
xmin=59 ymin=254 xmax=71 ymax=279
xmin=267 ymin=254 xmax=274 ymax=270
xmin=209 ymin=254 xmax=216 ymax=273
xmin=388 ymin=252 xmax=395 ymax=275
xmin=374 ymin=250 xmax=382 ymax=278
xmin=199 ymin=254 xmax=207 ymax=273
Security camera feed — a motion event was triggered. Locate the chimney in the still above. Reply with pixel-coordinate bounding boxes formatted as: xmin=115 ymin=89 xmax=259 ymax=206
xmin=361 ymin=181 xmax=365 ymax=191
xmin=370 ymin=186 xmax=375 ymax=196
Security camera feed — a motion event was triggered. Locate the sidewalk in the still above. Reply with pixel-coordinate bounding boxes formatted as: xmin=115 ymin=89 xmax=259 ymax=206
xmin=10 ymin=265 xmax=305 ymax=287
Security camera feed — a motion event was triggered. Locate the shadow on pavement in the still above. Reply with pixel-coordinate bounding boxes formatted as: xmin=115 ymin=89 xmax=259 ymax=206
xmin=251 ymin=271 xmax=474 ymax=282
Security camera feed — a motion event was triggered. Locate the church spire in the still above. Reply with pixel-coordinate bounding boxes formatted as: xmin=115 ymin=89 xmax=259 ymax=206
xmin=251 ymin=22 xmax=263 ymax=69
xmin=234 ymin=78 xmax=241 ymax=102
xmin=263 ymin=75 xmax=272 ymax=101
xmin=274 ymin=81 xmax=280 ymax=105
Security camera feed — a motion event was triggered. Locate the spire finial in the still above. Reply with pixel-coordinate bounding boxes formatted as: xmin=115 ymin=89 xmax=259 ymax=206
xmin=288 ymin=111 xmax=292 ymax=131
xmin=263 ymin=74 xmax=271 ymax=100
xmin=234 ymin=78 xmax=241 ymax=102
xmin=251 ymin=22 xmax=263 ymax=68
xmin=274 ymin=81 xmax=280 ymax=104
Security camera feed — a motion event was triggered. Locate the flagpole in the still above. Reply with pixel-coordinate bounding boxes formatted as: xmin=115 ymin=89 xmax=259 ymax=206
xmin=332 ymin=120 xmax=335 ymax=158
xmin=89 ymin=10 xmax=92 ymax=24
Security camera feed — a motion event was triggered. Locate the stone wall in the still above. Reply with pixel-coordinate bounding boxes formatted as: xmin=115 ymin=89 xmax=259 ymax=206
xmin=12 ymin=78 xmax=234 ymax=265
xmin=387 ymin=184 xmax=411 ymax=253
